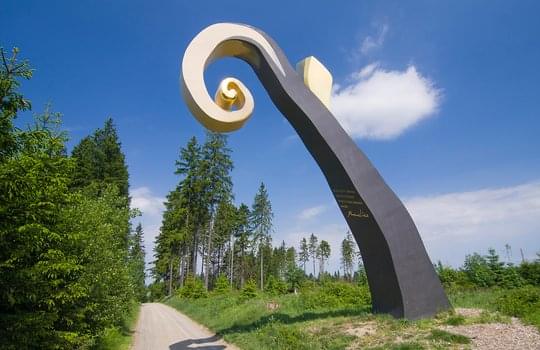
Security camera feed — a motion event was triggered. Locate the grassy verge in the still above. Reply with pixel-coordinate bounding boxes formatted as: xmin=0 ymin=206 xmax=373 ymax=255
xmin=449 ymin=286 xmax=540 ymax=330
xmin=95 ymin=301 xmax=141 ymax=350
xmin=165 ymin=284 xmax=540 ymax=349
xmin=165 ymin=291 xmax=483 ymax=349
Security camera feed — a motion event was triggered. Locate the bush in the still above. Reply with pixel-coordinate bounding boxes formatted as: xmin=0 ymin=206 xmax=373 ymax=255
xmin=265 ymin=275 xmax=288 ymax=295
xmin=212 ymin=274 xmax=230 ymax=295
xmin=494 ymin=285 xmax=540 ymax=318
xmin=178 ymin=275 xmax=207 ymax=299
xmin=240 ymin=279 xmax=258 ymax=300
xmin=518 ymin=261 xmax=540 ymax=286
xmin=300 ymin=281 xmax=371 ymax=310
xmin=435 ymin=262 xmax=474 ymax=291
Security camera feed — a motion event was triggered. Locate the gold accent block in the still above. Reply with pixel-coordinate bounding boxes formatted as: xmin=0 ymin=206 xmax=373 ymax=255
xmin=296 ymin=56 xmax=332 ymax=108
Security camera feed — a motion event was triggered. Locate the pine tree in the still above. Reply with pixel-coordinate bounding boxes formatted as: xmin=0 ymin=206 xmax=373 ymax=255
xmin=234 ymin=203 xmax=251 ymax=288
xmin=250 ymin=182 xmax=273 ymax=290
xmin=130 ymin=223 xmax=146 ymax=301
xmin=299 ymin=237 xmax=309 ymax=274
xmin=200 ymin=132 xmax=233 ymax=289
xmin=174 ymin=136 xmax=205 ymax=277
xmin=0 ymin=47 xmax=32 ymax=161
xmin=317 ymin=240 xmax=331 ymax=277
xmin=308 ymin=233 xmax=319 ymax=277
xmin=341 ymin=231 xmax=355 ymax=281
xmin=71 ymin=118 xmax=129 ymax=198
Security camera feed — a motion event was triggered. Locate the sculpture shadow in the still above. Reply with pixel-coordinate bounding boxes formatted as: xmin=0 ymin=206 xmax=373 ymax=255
xmin=218 ymin=307 xmax=370 ymax=336
xmin=169 ymin=335 xmax=226 ymax=350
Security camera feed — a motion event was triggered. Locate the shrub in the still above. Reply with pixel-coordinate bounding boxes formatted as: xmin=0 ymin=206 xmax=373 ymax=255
xmin=518 ymin=261 xmax=540 ymax=286
xmin=212 ymin=274 xmax=230 ymax=295
xmin=463 ymin=253 xmax=496 ymax=287
xmin=178 ymin=275 xmax=207 ymax=299
xmin=265 ymin=275 xmax=288 ymax=295
xmin=494 ymin=285 xmax=540 ymax=318
xmin=240 ymin=279 xmax=258 ymax=300
xmin=435 ymin=262 xmax=474 ymax=291
xmin=300 ymin=281 xmax=371 ymax=310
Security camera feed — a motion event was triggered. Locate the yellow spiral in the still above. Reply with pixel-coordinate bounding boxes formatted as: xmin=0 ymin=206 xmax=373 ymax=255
xmin=214 ymin=77 xmax=247 ymax=112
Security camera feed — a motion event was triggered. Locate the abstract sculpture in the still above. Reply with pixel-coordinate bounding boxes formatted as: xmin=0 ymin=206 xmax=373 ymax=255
xmin=181 ymin=23 xmax=450 ymax=319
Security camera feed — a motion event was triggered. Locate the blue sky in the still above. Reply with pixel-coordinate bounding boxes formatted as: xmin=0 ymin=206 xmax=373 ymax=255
xmin=2 ymin=1 xmax=539 ymax=274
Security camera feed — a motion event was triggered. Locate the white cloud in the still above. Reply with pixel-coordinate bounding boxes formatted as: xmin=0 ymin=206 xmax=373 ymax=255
xmin=331 ymin=64 xmax=441 ymax=139
xmin=405 ymin=181 xmax=540 ymax=265
xmin=360 ymin=23 xmax=389 ymax=55
xmin=298 ymin=205 xmax=327 ymax=220
xmin=406 ymin=181 xmax=540 ymax=241
xmin=130 ymin=187 xmax=166 ymax=281
xmin=131 ymin=187 xmax=165 ymax=216
xmin=277 ymin=181 xmax=540 ymax=273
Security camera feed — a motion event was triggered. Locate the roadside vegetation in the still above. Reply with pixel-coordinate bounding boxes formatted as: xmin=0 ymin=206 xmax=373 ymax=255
xmin=164 ymin=251 xmax=540 ymax=349
xmin=0 ymin=47 xmax=145 ymax=349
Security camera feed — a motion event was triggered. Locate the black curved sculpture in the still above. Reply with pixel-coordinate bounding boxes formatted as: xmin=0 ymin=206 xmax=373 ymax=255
xmin=181 ymin=23 xmax=450 ymax=319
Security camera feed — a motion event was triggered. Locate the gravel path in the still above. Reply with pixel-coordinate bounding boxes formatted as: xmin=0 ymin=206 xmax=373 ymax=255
xmin=442 ymin=308 xmax=540 ymax=350
xmin=131 ymin=303 xmax=238 ymax=350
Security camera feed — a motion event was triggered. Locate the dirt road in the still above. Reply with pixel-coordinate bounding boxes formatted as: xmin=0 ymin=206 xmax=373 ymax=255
xmin=131 ymin=303 xmax=237 ymax=350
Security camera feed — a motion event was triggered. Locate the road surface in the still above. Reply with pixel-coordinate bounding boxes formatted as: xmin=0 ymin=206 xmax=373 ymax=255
xmin=131 ymin=303 xmax=237 ymax=350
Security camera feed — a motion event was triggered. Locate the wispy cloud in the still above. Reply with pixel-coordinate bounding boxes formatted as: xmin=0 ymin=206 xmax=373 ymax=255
xmin=405 ymin=181 xmax=540 ymax=265
xmin=406 ymin=181 xmax=540 ymax=242
xmin=278 ymin=181 xmax=540 ymax=272
xmin=360 ymin=23 xmax=389 ymax=55
xmin=130 ymin=186 xmax=165 ymax=279
xmin=132 ymin=187 xmax=165 ymax=216
xmin=331 ymin=63 xmax=441 ymax=140
xmin=298 ymin=205 xmax=327 ymax=220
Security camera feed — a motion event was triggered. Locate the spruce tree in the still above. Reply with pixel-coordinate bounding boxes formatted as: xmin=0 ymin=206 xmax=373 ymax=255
xmin=308 ymin=233 xmax=319 ymax=277
xmin=250 ymin=182 xmax=273 ymax=290
xmin=130 ymin=223 xmax=146 ymax=301
xmin=200 ymin=132 xmax=233 ymax=289
xmin=299 ymin=237 xmax=309 ymax=274
xmin=318 ymin=240 xmax=331 ymax=277
xmin=341 ymin=231 xmax=355 ymax=281
xmin=234 ymin=203 xmax=251 ymax=288
xmin=71 ymin=118 xmax=129 ymax=198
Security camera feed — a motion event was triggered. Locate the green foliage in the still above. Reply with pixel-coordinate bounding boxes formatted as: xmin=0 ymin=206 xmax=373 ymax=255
xmin=213 ymin=274 xmax=231 ymax=294
xmin=129 ymin=223 xmax=146 ymax=302
xmin=341 ymin=231 xmax=356 ymax=280
xmin=463 ymin=252 xmax=496 ymax=287
xmin=0 ymin=51 xmax=139 ymax=348
xmin=178 ymin=275 xmax=207 ymax=299
xmin=0 ymin=47 xmax=32 ymax=160
xmin=300 ymin=280 xmax=371 ymax=310
xmin=494 ymin=285 xmax=540 ymax=319
xmin=241 ymin=279 xmax=258 ymax=300
xmin=444 ymin=314 xmax=466 ymax=325
xmin=518 ymin=260 xmax=540 ymax=286
xmin=285 ymin=265 xmax=305 ymax=293
xmin=435 ymin=261 xmax=474 ymax=291
xmin=71 ymin=118 xmax=130 ymax=198
xmin=265 ymin=275 xmax=288 ymax=295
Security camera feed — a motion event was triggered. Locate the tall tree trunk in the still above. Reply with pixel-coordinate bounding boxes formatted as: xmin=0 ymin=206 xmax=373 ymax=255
xmin=204 ymin=215 xmax=214 ymax=290
xmin=260 ymin=246 xmax=264 ymax=291
xmin=179 ymin=246 xmax=187 ymax=287
xmin=191 ymin=227 xmax=199 ymax=276
xmin=240 ymin=247 xmax=245 ymax=288
xmin=313 ymin=257 xmax=316 ymax=277
xmin=229 ymin=236 xmax=234 ymax=286
xmin=168 ymin=259 xmax=173 ymax=296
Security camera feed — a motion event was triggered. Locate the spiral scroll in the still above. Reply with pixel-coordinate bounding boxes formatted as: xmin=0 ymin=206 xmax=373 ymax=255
xmin=180 ymin=23 xmax=450 ymax=320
